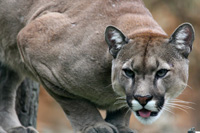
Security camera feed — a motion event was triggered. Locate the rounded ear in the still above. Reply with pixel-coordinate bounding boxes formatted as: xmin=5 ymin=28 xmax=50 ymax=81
xmin=105 ymin=26 xmax=129 ymax=58
xmin=169 ymin=23 xmax=195 ymax=58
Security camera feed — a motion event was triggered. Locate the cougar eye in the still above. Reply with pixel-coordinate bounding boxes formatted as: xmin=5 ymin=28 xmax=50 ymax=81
xmin=123 ymin=69 xmax=135 ymax=78
xmin=156 ymin=69 xmax=169 ymax=78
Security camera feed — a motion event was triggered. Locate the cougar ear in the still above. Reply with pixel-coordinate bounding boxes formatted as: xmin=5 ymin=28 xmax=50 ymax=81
xmin=105 ymin=26 xmax=129 ymax=58
xmin=169 ymin=23 xmax=195 ymax=58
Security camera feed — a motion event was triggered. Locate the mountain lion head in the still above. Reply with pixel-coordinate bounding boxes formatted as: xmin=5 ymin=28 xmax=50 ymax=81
xmin=105 ymin=23 xmax=194 ymax=124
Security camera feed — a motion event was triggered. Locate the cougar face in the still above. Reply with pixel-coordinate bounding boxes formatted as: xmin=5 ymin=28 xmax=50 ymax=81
xmin=105 ymin=23 xmax=194 ymax=124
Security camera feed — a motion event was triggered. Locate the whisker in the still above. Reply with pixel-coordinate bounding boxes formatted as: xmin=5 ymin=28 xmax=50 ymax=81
xmin=162 ymin=107 xmax=174 ymax=115
xmin=167 ymin=102 xmax=194 ymax=108
xmin=158 ymin=106 xmax=162 ymax=111
xmin=114 ymin=100 xmax=127 ymax=105
xmin=166 ymin=105 xmax=189 ymax=114
xmin=118 ymin=104 xmax=129 ymax=109
xmin=179 ymin=82 xmax=192 ymax=90
xmin=182 ymin=83 xmax=193 ymax=90
xmin=167 ymin=103 xmax=195 ymax=110
xmin=103 ymin=83 xmax=113 ymax=89
xmin=116 ymin=96 xmax=126 ymax=100
xmin=170 ymin=100 xmax=195 ymax=105
xmin=124 ymin=108 xmax=132 ymax=118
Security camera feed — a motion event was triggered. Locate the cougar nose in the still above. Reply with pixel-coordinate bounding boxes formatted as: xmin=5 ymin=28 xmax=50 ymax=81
xmin=134 ymin=95 xmax=153 ymax=106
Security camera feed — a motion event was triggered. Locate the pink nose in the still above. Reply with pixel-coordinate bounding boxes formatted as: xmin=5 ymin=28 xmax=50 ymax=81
xmin=134 ymin=95 xmax=153 ymax=106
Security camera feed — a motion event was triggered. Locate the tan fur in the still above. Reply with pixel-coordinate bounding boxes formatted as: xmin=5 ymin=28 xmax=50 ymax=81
xmin=0 ymin=0 xmax=194 ymax=132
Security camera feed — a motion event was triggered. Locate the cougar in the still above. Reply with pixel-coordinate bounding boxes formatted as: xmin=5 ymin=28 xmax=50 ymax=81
xmin=0 ymin=0 xmax=194 ymax=132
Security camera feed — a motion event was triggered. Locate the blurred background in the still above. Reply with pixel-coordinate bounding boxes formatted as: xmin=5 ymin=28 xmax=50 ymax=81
xmin=36 ymin=0 xmax=200 ymax=132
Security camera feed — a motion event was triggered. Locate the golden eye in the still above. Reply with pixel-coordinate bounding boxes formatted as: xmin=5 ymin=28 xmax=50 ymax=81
xmin=156 ymin=69 xmax=169 ymax=78
xmin=123 ymin=69 xmax=135 ymax=78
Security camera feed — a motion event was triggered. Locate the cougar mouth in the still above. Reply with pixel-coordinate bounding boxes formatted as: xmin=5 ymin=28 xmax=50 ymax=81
xmin=136 ymin=109 xmax=159 ymax=118
xmin=127 ymin=98 xmax=165 ymax=124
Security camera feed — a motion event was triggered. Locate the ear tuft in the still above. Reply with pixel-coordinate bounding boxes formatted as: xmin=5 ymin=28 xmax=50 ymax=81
xmin=169 ymin=23 xmax=195 ymax=58
xmin=105 ymin=26 xmax=128 ymax=58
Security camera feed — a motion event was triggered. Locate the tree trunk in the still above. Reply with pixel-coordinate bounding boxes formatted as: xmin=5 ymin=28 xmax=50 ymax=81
xmin=16 ymin=78 xmax=40 ymax=128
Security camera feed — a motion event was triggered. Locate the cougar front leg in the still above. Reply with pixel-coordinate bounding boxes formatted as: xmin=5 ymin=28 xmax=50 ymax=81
xmin=57 ymin=98 xmax=118 ymax=133
xmin=105 ymin=108 xmax=135 ymax=133
xmin=0 ymin=64 xmax=37 ymax=133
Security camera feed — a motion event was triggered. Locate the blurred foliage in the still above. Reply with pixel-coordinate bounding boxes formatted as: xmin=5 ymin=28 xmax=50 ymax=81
xmin=144 ymin=0 xmax=200 ymax=26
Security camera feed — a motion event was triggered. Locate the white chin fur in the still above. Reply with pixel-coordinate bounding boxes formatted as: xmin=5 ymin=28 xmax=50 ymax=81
xmin=133 ymin=109 xmax=164 ymax=125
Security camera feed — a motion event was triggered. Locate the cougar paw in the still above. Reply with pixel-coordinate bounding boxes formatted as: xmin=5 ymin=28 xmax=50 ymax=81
xmin=117 ymin=126 xmax=137 ymax=133
xmin=7 ymin=126 xmax=38 ymax=133
xmin=83 ymin=122 xmax=119 ymax=133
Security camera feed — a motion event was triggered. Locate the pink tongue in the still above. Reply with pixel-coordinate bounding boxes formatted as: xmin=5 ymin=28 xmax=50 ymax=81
xmin=138 ymin=110 xmax=151 ymax=118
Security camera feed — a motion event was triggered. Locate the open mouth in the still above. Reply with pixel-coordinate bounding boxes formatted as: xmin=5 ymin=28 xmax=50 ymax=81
xmin=136 ymin=109 xmax=158 ymax=118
